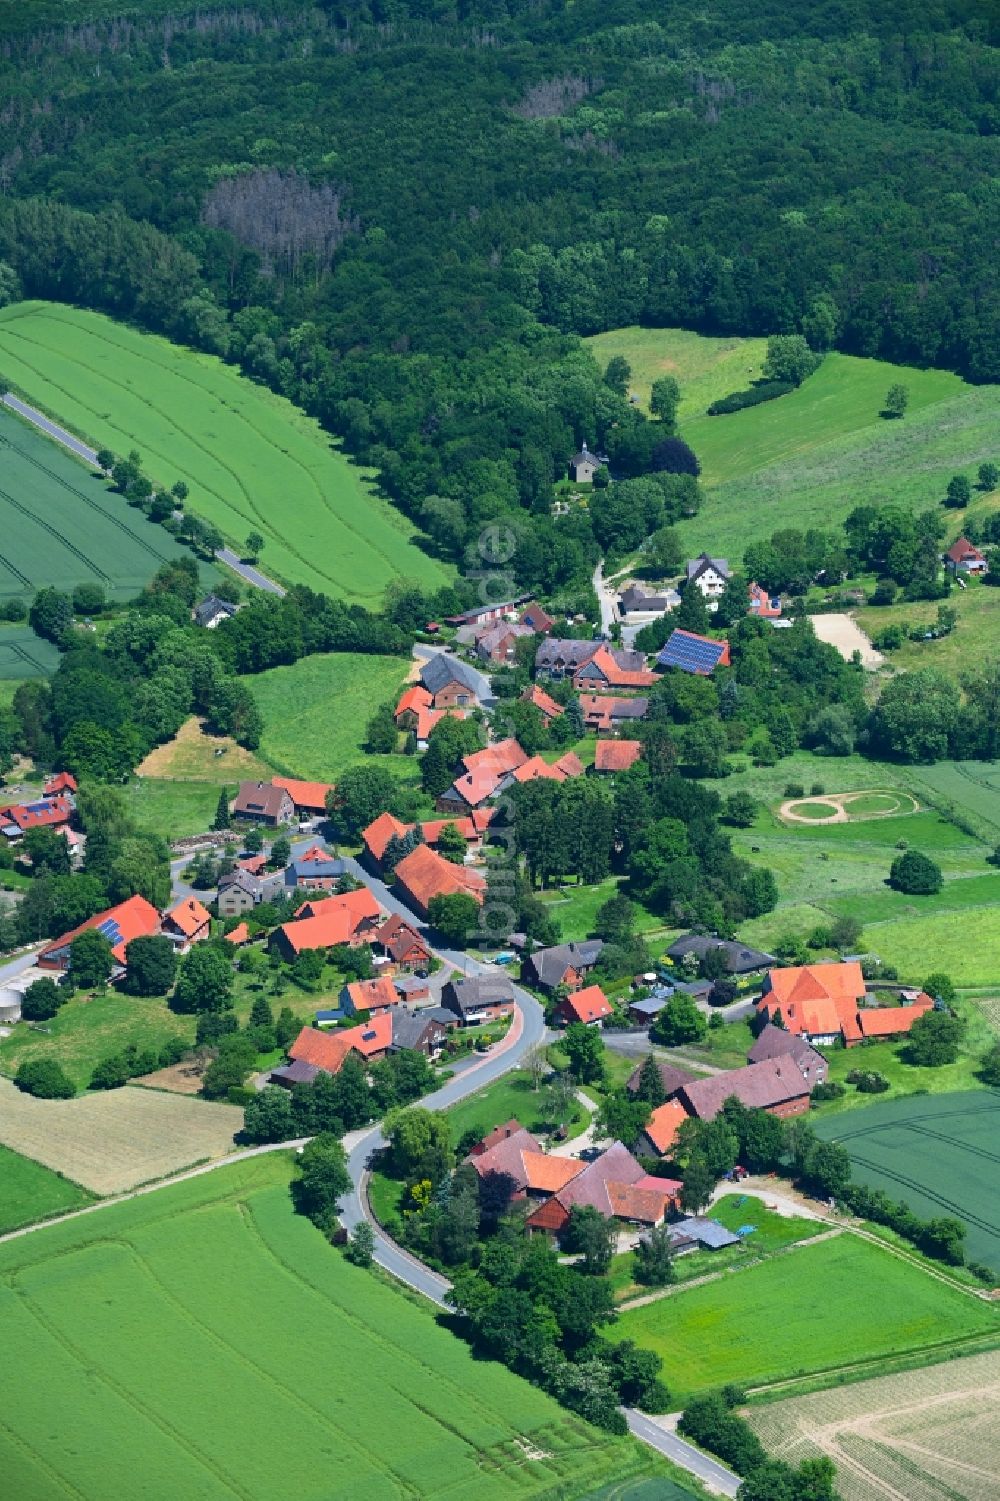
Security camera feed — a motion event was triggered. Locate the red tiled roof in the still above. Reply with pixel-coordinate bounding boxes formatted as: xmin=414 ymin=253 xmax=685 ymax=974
xmin=290 ymin=1025 xmax=357 ymax=1073
xmin=546 ymin=1142 xmax=646 ymax=1218
xmin=521 ymin=602 xmax=554 ymax=634
xmin=446 ymin=766 xmax=504 ymax=808
xmin=858 ymin=999 xmax=934 ymax=1037
xmin=462 ymin=738 xmax=528 ymax=778
xmin=607 ymin=1181 xmax=673 ymax=1224
xmin=594 ymin=740 xmax=641 ymax=773
xmin=576 ymin=646 xmax=657 ymax=689
xmin=236 ymin=854 xmax=267 ymax=875
xmin=164 ymin=896 xmax=212 ymax=938
xmin=345 ymin=975 xmax=401 ymax=1013
xmin=44 ymin=771 xmax=78 ymax=795
xmin=349 ymin=1011 xmax=393 ymax=1058
xmin=552 ymin=750 xmax=585 ymax=778
xmin=760 ymin=961 xmax=866 ymax=1037
xmin=395 ymin=684 xmax=433 ymax=719
xmin=946 ymin=536 xmax=984 ymax=564
xmin=277 ymin=887 xmax=382 ymax=953
xmin=225 ymin=922 xmax=251 ymax=946
xmin=562 ymin=984 xmax=613 ymax=1024
xmin=393 ymin=843 xmax=485 ymax=916
xmin=641 ymin=1100 xmax=689 ymax=1155
xmin=511 ymin=755 xmax=567 ymax=784
xmin=39 ymin=893 xmax=161 ymax=967
xmin=4 ymin=795 xmax=73 ymax=832
xmin=362 ymin=811 xmax=409 ymax=863
xmin=272 ymin=776 xmax=334 ymax=813
xmin=298 ymin=843 xmax=332 ymax=864
xmin=376 ymin=913 xmax=430 ymax=962
xmin=522 ymin=684 xmax=563 ymax=720
xmin=420 ymin=816 xmax=480 ymax=846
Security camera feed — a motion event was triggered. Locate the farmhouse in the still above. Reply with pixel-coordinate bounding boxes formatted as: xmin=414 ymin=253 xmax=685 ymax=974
xmin=418 ymin=652 xmax=492 ymax=709
xmin=374 ymin=914 xmax=432 ymax=972
xmin=393 ymin=842 xmax=486 ymax=919
xmin=636 ymin=1099 xmax=690 ymax=1159
xmin=441 ymin=974 xmax=516 ymax=1025
xmin=686 ymin=553 xmax=731 ymax=598
xmin=394 ymin=685 xmax=458 ymax=747
xmin=748 ymin=1024 xmax=828 ymax=1084
xmin=857 ymin=996 xmax=936 ymax=1041
xmin=282 ymin=1015 xmax=395 ymax=1079
xmin=438 ymin=737 xmax=529 ymax=812
xmin=233 ymin=780 xmax=294 ymax=827
xmin=38 ymin=893 xmax=161 ymax=974
xmin=466 ymin=1123 xmax=584 ymax=1200
xmin=340 ymin=975 xmax=401 ymax=1017
xmin=271 ymin=776 xmax=334 ymax=819
xmin=558 ymin=983 xmax=613 ymax=1026
xmin=193 ymin=594 xmax=238 ymax=629
xmin=678 ymin=1055 xmax=812 ymax=1120
xmin=568 ymin=441 xmax=608 ymax=483
xmin=748 ymin=581 xmax=782 ymax=618
xmin=668 ymin=933 xmax=775 ymax=975
xmin=594 ymin=739 xmax=642 ymax=773
xmin=579 ymin=694 xmax=649 ymax=732
xmin=474 ymin=620 xmax=534 ymax=664
xmin=522 ymin=939 xmax=604 ymax=991
xmin=521 ymin=683 xmax=563 ymax=723
xmin=656 ymin=629 xmax=731 ymax=675
xmin=161 ymin=896 xmax=212 ymax=952
xmin=444 ymin=595 xmax=531 ymax=628
xmin=757 ymin=961 xmax=869 ymax=1046
xmin=508 ymin=754 xmax=583 ymax=787
xmin=272 ymin=887 xmax=383 ymax=958
xmin=534 ymin=638 xmax=600 ymax=679
xmin=945 ymin=536 xmax=988 ymax=575
xmin=525 ymin=1142 xmax=675 ymax=1234
xmin=572 ymin=645 xmax=657 ymax=691
xmin=521 ymin=602 xmax=554 ymax=634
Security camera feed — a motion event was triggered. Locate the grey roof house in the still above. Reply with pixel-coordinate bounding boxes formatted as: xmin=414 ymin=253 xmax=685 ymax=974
xmin=193 ymin=594 xmax=239 ymax=629
xmin=419 ymin=652 xmax=493 ymax=708
xmin=747 ymin=1023 xmax=828 ymax=1084
xmin=667 ymin=934 xmax=776 ymax=975
xmin=522 ymin=939 xmax=604 ymax=991
xmin=441 ymin=975 xmax=517 ymax=1023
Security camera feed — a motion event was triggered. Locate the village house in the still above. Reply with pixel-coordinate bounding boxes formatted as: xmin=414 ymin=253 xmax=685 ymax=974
xmin=521 ymin=683 xmax=563 ymax=724
xmin=748 ymin=1024 xmax=828 ymax=1085
xmin=224 ymin=922 xmax=251 ymax=948
xmin=394 ymin=974 xmax=431 ymax=1007
xmin=593 ymin=740 xmax=642 ymax=774
xmin=625 ymin=1060 xmax=698 ymax=1099
xmin=474 ymin=620 xmax=534 ymax=664
xmin=678 ymin=1055 xmax=813 ymax=1121
xmin=525 ymin=1141 xmax=676 ymax=1234
xmin=161 ymin=896 xmax=212 ymax=952
xmin=441 ymin=974 xmax=516 ymax=1026
xmin=271 ymin=776 xmax=334 ymax=821
xmin=558 ymin=983 xmax=613 ymax=1027
xmin=271 ymin=886 xmax=383 ymax=959
xmin=278 ymin=1015 xmax=394 ymax=1082
xmin=748 ymin=581 xmax=782 ymax=618
xmin=44 ymin=771 xmax=78 ymax=797
xmin=686 ymin=553 xmax=731 ymax=599
xmin=568 ymin=441 xmax=609 ymax=484
xmin=578 ymin=694 xmax=649 ymax=733
xmin=285 ymin=846 xmax=346 ymax=890
xmin=437 ymin=737 xmax=529 ymax=813
xmin=217 ymin=866 xmax=287 ymax=917
xmin=38 ymin=893 xmax=161 ymax=976
xmin=340 ymin=975 xmax=401 ymax=1018
xmin=635 ymin=1099 xmax=690 ymax=1159
xmin=619 ymin=581 xmax=681 ymax=617
xmin=534 ymin=638 xmax=601 ymax=680
xmin=466 ymin=1122 xmax=584 ymax=1202
xmin=394 ymin=685 xmax=458 ymax=749
xmin=572 ymin=645 xmax=657 ymax=692
xmin=522 ymin=939 xmax=604 ymax=991
xmin=0 ymin=793 xmax=74 ymax=844
xmin=751 ymin=960 xmax=934 ymax=1048
xmin=418 ymin=652 xmax=493 ymax=710
xmin=232 ymin=780 xmax=295 ymax=827
xmin=656 ymin=629 xmax=731 ymax=675
xmin=373 ymin=913 xmax=432 ymax=973
xmin=667 ymin=933 xmax=775 ymax=975
xmin=521 ymin=601 xmax=554 ymax=634
xmin=388 ymin=1009 xmax=449 ymax=1058
xmin=393 ymin=842 xmax=486 ymax=919
xmin=193 ymin=594 xmax=238 ymax=629
xmin=945 ymin=536 xmax=988 ymax=575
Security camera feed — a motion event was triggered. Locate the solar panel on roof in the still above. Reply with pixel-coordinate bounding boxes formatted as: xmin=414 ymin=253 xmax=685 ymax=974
xmin=97 ymin=918 xmax=122 ymax=945
xmin=657 ymin=631 xmax=725 ymax=675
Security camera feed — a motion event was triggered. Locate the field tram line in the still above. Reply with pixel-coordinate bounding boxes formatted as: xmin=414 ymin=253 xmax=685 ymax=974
xmin=0 ymin=548 xmax=32 ymax=586
xmin=125 ymin=1230 xmax=423 ymax=1501
xmin=0 ymin=1407 xmax=90 ymax=1501
xmin=8 ymin=1267 xmax=256 ymax=1501
xmin=238 ymin=1199 xmax=525 ymax=1462
xmin=2 ymin=429 xmax=175 ymax=564
xmin=9 ymin=315 xmax=393 ymax=601
xmin=904 ymin=1120 xmax=1000 ymax=1172
xmin=845 ymin=1163 xmax=1000 ymax=1253
xmin=0 ymin=485 xmax=111 ymax=582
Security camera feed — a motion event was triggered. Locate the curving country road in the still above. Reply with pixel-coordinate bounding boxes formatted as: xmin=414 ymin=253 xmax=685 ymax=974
xmin=1 ymin=391 xmax=285 ymax=596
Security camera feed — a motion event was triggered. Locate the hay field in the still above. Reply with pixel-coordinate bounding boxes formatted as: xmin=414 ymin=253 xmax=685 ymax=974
xmin=0 ymin=301 xmax=450 ymax=606
xmin=748 ymin=1348 xmax=1000 ymax=1501
xmin=814 ymin=1091 xmax=1000 ymax=1268
xmin=0 ymin=1155 xmax=659 ymax=1500
xmin=0 ymin=403 xmax=192 ymax=602
xmin=0 ymin=1079 xmax=242 ymax=1194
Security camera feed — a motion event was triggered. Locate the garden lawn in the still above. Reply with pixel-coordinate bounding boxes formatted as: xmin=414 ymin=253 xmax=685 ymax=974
xmin=611 ymin=1233 xmax=998 ymax=1406
xmin=0 ymin=1144 xmax=92 ymax=1234
xmin=858 ymin=581 xmax=1000 ymax=683
xmin=0 ymin=301 xmax=450 ymax=606
xmin=0 ymin=990 xmax=194 ymax=1092
xmin=244 ymin=650 xmax=415 ymax=783
xmin=537 ymin=878 xmax=664 ymax=943
xmin=0 ymin=403 xmax=194 ymax=603
xmin=444 ymin=1069 xmax=589 ymax=1145
xmin=0 ymin=1154 xmax=661 ymax=1500
xmin=814 ymin=1091 xmax=1000 ymax=1269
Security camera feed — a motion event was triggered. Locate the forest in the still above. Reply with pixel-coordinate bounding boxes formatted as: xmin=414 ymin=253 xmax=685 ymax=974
xmin=0 ymin=0 xmax=996 ymax=596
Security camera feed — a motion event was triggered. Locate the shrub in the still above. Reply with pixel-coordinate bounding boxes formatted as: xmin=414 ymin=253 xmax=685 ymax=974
xmin=809 ymin=782 xmax=825 ymax=796
xmin=15 ymin=1058 xmax=75 ymax=1098
xmin=783 ymin=782 xmax=804 ymax=798
xmin=888 ymin=849 xmax=942 ymax=895
xmin=707 ymin=379 xmax=795 ymax=415
xmin=811 ymin=1080 xmax=846 ymax=1101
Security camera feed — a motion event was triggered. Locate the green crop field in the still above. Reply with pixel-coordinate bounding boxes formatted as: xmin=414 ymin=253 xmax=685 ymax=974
xmin=0 ymin=1145 xmax=92 ymax=1234
xmin=815 ymin=1092 xmax=1000 ymax=1269
xmin=0 ymin=301 xmax=450 ymax=607
xmin=0 ymin=1154 xmax=664 ymax=1500
xmin=907 ymin=761 xmax=1000 ymax=843
xmin=0 ymin=622 xmax=59 ymax=681
xmin=245 ymin=650 xmax=415 ymax=784
xmin=0 ymin=403 xmax=194 ymax=604
xmin=611 ymin=1233 xmax=998 ymax=1406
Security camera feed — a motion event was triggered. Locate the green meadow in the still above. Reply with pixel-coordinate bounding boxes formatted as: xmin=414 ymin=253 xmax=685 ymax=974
xmin=584 ymin=325 xmax=769 ymax=417
xmin=0 ymin=301 xmax=450 ymax=607
xmin=0 ymin=1154 xmax=666 ymax=1500
xmin=611 ymin=1233 xmax=998 ymax=1406
xmin=0 ymin=1145 xmax=92 ymax=1234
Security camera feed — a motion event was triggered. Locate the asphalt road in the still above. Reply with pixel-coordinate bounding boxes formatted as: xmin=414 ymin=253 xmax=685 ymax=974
xmin=2 ymin=392 xmax=285 ymax=595
xmin=625 ymin=1410 xmax=739 ymax=1498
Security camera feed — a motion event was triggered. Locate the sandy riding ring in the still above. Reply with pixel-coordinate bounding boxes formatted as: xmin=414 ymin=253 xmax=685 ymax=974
xmin=779 ymin=789 xmax=919 ymax=825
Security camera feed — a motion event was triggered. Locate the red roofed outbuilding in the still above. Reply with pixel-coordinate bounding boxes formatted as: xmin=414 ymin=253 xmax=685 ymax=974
xmin=38 ymin=894 xmax=161 ymax=973
xmin=559 ymin=984 xmax=613 ymax=1027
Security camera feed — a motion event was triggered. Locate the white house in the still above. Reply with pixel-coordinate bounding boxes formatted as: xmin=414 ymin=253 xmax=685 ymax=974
xmin=686 ymin=553 xmax=731 ymax=599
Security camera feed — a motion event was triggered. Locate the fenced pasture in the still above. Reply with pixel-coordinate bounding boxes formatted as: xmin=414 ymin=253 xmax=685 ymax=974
xmin=748 ymin=1348 xmax=1000 ymax=1501
xmin=0 ymin=1155 xmax=656 ymax=1500
xmin=0 ymin=1079 xmax=241 ymax=1194
xmin=0 ymin=301 xmax=450 ymax=607
xmin=0 ymin=404 xmax=191 ymax=602
xmin=610 ymin=1233 xmax=998 ymax=1407
xmin=814 ymin=1092 xmax=1000 ymax=1269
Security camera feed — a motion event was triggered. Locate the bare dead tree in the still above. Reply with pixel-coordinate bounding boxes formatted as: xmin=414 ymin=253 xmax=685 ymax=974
xmin=512 ymin=75 xmax=600 ymax=121
xmin=201 ymin=168 xmax=360 ymax=283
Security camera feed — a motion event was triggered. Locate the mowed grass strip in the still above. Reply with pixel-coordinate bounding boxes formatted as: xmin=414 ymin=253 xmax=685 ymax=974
xmin=0 ymin=1144 xmax=92 ymax=1234
xmin=0 ymin=1078 xmax=241 ymax=1194
xmin=814 ymin=1091 xmax=1000 ymax=1269
xmin=0 ymin=404 xmax=193 ymax=601
xmin=0 ymin=1155 xmax=660 ymax=1500
xmin=0 ymin=301 xmax=450 ymax=606
xmin=610 ymin=1234 xmax=998 ymax=1406
xmin=245 ymin=650 xmax=413 ymax=781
